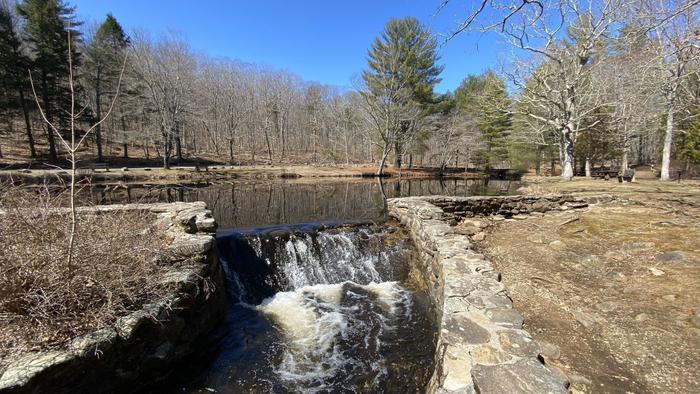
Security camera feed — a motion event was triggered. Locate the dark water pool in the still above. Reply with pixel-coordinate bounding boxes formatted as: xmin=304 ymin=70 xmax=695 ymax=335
xmin=84 ymin=177 xmax=519 ymax=228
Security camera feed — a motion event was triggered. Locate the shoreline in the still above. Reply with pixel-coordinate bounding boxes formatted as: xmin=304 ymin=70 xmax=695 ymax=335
xmin=0 ymin=164 xmax=495 ymax=186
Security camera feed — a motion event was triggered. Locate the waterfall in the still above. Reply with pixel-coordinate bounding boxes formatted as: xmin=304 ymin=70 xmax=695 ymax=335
xmin=217 ymin=225 xmax=409 ymax=304
xmin=177 ymin=224 xmax=435 ymax=393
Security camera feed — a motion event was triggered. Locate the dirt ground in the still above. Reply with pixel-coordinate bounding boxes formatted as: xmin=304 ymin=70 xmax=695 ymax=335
xmin=475 ymin=179 xmax=700 ymax=393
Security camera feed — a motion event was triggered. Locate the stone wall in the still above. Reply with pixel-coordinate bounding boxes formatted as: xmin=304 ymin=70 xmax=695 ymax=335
xmin=422 ymin=194 xmax=613 ymax=221
xmin=0 ymin=202 xmax=226 ymax=394
xmin=388 ymin=194 xmax=610 ymax=394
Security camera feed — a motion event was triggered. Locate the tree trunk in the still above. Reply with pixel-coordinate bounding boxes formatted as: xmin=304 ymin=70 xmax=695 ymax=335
xmin=121 ymin=116 xmax=129 ymax=158
xmin=377 ymin=143 xmax=391 ymax=176
xmin=660 ymin=105 xmax=674 ymax=181
xmin=174 ymin=124 xmax=182 ymax=163
xmin=585 ymin=158 xmax=591 ymax=177
xmin=620 ymin=130 xmax=629 ymax=172
xmin=561 ymin=131 xmax=575 ymax=181
xmin=393 ymin=141 xmax=402 ymax=169
xmin=94 ymin=69 xmax=103 ymax=162
xmin=535 ymin=145 xmax=543 ymax=176
xmin=41 ymin=73 xmax=58 ymax=162
xmin=162 ymin=125 xmax=170 ymax=169
xmin=18 ymin=89 xmax=36 ymax=158
xmin=264 ymin=118 xmax=273 ymax=164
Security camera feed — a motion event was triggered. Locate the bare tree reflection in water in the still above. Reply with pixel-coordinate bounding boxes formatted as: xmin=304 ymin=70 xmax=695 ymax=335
xmin=81 ymin=178 xmax=518 ymax=228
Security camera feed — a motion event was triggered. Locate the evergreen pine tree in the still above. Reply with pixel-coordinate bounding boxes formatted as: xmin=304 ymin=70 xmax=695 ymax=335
xmin=362 ymin=17 xmax=442 ymax=169
xmin=83 ymin=13 xmax=128 ymax=161
xmin=454 ymin=71 xmax=511 ymax=170
xmin=17 ymin=0 xmax=80 ymax=162
xmin=0 ymin=1 xmax=36 ymax=157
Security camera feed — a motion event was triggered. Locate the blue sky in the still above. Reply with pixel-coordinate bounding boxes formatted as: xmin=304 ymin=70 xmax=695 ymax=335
xmin=70 ymin=0 xmax=503 ymax=93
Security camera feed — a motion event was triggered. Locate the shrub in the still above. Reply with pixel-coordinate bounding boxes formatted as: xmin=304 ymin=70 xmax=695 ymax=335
xmin=0 ymin=185 xmax=173 ymax=370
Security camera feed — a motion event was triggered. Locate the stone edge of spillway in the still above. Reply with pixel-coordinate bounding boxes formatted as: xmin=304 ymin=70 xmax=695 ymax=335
xmin=388 ymin=194 xmax=614 ymax=394
xmin=0 ymin=202 xmax=227 ymax=393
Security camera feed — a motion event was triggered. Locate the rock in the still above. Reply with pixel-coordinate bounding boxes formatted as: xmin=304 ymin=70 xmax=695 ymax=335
xmin=443 ymin=314 xmax=491 ymax=345
xmin=546 ymin=364 xmax=571 ymax=388
xmin=532 ymin=200 xmax=554 ymax=213
xmin=548 ymin=240 xmax=566 ymax=249
xmin=456 ymin=225 xmax=481 ymax=236
xmin=472 ymin=358 xmax=568 ymax=394
xmin=513 ymin=214 xmax=529 ymax=220
xmin=567 ymin=373 xmax=593 ymax=386
xmin=655 ymin=251 xmax=688 ymax=263
xmin=486 ymin=308 xmax=524 ymax=328
xmin=168 ymin=234 xmax=214 ymax=256
xmin=441 ymin=345 xmax=475 ymax=392
xmin=195 ymin=216 xmax=217 ymax=233
xmin=472 ymin=232 xmax=486 ymax=242
xmin=596 ymin=301 xmax=618 ymax=313
xmin=648 ymin=267 xmax=665 ymax=276
xmin=527 ymin=234 xmax=547 ymax=244
xmin=691 ymin=309 xmax=700 ymax=328
xmin=0 ymin=351 xmax=74 ymax=389
xmin=151 ymin=341 xmax=174 ymax=360
xmin=470 ymin=345 xmax=512 ymax=364
xmin=498 ymin=330 xmax=541 ymax=357
xmin=581 ymin=255 xmax=601 ymax=264
xmin=538 ymin=341 xmax=561 ymax=360
xmin=69 ymin=328 xmax=117 ymax=356
xmin=634 ymin=313 xmax=650 ymax=322
xmin=461 ymin=219 xmax=487 ymax=229
xmin=622 ymin=242 xmax=654 ymax=252
xmin=573 ymin=311 xmax=598 ymax=329
xmin=662 ymin=294 xmax=677 ymax=302
xmin=121 ymin=167 xmax=129 ymax=171
xmin=491 ymin=215 xmax=505 ymax=221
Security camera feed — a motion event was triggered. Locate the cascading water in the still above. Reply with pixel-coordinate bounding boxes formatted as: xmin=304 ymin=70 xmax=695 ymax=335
xmin=171 ymin=223 xmax=436 ymax=394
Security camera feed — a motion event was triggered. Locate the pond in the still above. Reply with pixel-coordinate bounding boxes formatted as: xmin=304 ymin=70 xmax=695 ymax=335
xmin=85 ymin=177 xmax=520 ymax=229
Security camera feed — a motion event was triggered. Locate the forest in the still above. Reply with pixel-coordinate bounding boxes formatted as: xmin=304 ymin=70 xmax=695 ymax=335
xmin=0 ymin=0 xmax=698 ymax=180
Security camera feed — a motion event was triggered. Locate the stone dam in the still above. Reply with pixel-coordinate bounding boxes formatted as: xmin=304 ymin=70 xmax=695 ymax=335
xmin=0 ymin=194 xmax=612 ymax=393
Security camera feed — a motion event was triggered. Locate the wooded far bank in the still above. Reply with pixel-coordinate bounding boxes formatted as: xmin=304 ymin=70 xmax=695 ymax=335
xmin=0 ymin=0 xmax=698 ymax=180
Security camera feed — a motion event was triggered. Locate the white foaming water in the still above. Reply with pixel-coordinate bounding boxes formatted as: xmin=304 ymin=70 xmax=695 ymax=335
xmin=269 ymin=229 xmax=395 ymax=290
xmin=257 ymin=281 xmax=412 ymax=393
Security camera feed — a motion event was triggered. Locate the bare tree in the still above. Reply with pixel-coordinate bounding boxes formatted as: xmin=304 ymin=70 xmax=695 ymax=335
xmin=29 ymin=29 xmax=126 ymax=270
xmin=130 ymin=32 xmax=195 ymax=169
xmin=636 ymin=0 xmax=699 ymax=180
xmin=357 ymin=71 xmax=420 ymax=176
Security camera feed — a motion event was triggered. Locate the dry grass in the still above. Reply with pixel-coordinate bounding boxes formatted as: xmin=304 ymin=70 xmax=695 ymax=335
xmin=0 ymin=185 xmax=173 ymax=371
xmin=478 ymin=199 xmax=700 ymax=393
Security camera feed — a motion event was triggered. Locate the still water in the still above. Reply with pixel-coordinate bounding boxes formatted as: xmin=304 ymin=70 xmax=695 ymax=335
xmin=87 ymin=177 xmax=519 ymax=229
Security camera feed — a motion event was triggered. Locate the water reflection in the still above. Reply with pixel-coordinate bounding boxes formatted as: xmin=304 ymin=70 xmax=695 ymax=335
xmin=83 ymin=178 xmax=519 ymax=229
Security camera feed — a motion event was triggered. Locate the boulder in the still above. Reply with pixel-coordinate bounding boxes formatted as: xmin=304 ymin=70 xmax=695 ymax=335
xmin=472 ymin=358 xmax=568 ymax=394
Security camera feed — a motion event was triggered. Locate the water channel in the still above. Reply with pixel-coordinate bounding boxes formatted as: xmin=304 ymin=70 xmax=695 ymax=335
xmin=92 ymin=176 xmax=519 ymax=393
